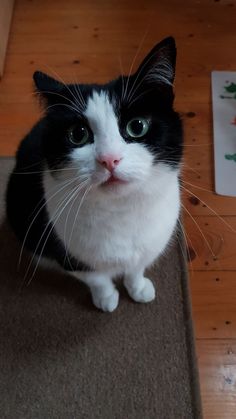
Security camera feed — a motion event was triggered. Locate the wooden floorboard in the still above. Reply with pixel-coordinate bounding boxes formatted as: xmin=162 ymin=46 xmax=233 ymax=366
xmin=190 ymin=271 xmax=236 ymax=339
xmin=197 ymin=339 xmax=236 ymax=419
xmin=1 ymin=0 xmax=236 ymax=417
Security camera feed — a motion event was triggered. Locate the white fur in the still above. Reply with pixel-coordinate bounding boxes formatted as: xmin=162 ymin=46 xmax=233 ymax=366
xmin=43 ymin=91 xmax=180 ymax=312
xmin=84 ymin=91 xmax=125 ymax=158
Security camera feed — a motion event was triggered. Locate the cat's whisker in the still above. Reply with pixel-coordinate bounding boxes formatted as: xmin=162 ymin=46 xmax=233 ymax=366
xmin=182 ymin=162 xmax=201 ymax=177
xmin=44 ymin=102 xmax=83 ymax=115
xmin=21 ymin=188 xmax=73 ymax=286
xmin=27 ymin=180 xmax=70 ymax=222
xmin=183 ymin=143 xmax=212 ymax=147
xmin=18 ymin=175 xmax=82 ymax=268
xmin=177 ymin=217 xmax=199 ymax=274
xmin=153 ymin=159 xmax=201 ymax=177
xmin=33 ymin=90 xmax=83 ymax=114
xmin=72 ymin=84 xmax=86 ymax=110
xmin=31 ymin=181 xmax=92 ymax=285
xmin=30 ymin=173 xmax=89 ymax=219
xmin=176 ymin=218 xmax=196 ymax=272
xmin=153 ymin=181 xmax=199 ymax=270
xmin=14 ymin=167 xmax=89 ymax=175
xmin=174 ymin=219 xmax=187 ymax=259
xmin=63 ymin=183 xmax=92 ymax=270
xmin=182 ymin=180 xmax=213 ymax=194
xmin=28 ymin=176 xmax=82 ymax=219
xmin=66 ymin=184 xmax=92 ymax=263
xmin=181 ymin=202 xmax=217 ymax=261
xmin=70 ymin=82 xmax=86 ymax=111
xmin=42 ymin=65 xmax=84 ymax=110
xmin=158 ymin=187 xmax=198 ymax=271
xmin=181 ymin=183 xmax=236 ymax=234
xmin=125 ymin=31 xmax=162 ymax=104
xmin=23 ymin=181 xmax=84 ymax=287
xmin=122 ymin=30 xmax=149 ymax=103
xmin=63 ymin=179 xmax=90 ymax=268
xmin=117 ymin=54 xmax=125 ymax=103
xmin=153 ymin=163 xmax=224 ymax=261
xmin=126 ymin=64 xmax=150 ymax=105
xmin=14 ymin=160 xmax=45 ymax=171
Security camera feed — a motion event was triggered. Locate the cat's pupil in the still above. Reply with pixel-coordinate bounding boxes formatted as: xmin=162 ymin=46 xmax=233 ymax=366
xmin=131 ymin=120 xmax=144 ymax=136
xmin=73 ymin=126 xmax=87 ymax=141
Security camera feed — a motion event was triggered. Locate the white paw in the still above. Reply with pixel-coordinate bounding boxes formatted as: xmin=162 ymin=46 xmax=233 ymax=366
xmin=92 ymin=289 xmax=119 ymax=312
xmin=127 ymin=277 xmax=155 ymax=303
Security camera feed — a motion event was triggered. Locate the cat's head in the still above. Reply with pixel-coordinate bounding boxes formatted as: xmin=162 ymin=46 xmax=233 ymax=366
xmin=34 ymin=37 xmax=183 ymax=198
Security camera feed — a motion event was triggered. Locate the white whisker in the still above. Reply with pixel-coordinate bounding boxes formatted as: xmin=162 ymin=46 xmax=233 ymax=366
xmin=72 ymin=83 xmax=86 ymax=110
xmin=66 ymin=184 xmax=92 ymax=259
xmin=176 ymin=218 xmax=196 ymax=272
xmin=182 ymin=202 xmax=217 ymax=260
xmin=26 ymin=187 xmax=82 ymax=286
xmin=42 ymin=65 xmax=84 ymax=110
xmin=118 ymin=54 xmax=125 ymax=103
xmin=14 ymin=167 xmax=88 ymax=175
xmin=122 ymin=30 xmax=148 ymax=103
xmin=181 ymin=183 xmax=236 ymax=234
xmin=18 ymin=176 xmax=80 ymax=268
xmin=182 ymin=179 xmax=213 ymax=194
xmin=34 ymin=89 xmax=82 ymax=114
xmin=63 ymin=179 xmax=90 ymax=268
xmin=44 ymin=102 xmax=82 ymax=115
xmin=22 ymin=181 xmax=82 ymax=285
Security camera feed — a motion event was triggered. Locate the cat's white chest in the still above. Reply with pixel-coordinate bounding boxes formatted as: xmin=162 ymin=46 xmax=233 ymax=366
xmin=44 ymin=173 xmax=180 ymax=274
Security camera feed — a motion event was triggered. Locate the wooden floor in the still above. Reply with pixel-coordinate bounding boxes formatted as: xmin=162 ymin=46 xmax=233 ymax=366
xmin=1 ymin=0 xmax=236 ymax=417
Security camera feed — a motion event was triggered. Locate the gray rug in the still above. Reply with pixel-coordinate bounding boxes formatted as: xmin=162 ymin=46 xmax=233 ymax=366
xmin=0 ymin=157 xmax=202 ymax=419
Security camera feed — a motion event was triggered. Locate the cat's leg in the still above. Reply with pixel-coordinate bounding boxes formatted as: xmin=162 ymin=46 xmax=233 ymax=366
xmin=72 ymin=271 xmax=119 ymax=312
xmin=124 ymin=267 xmax=155 ymax=304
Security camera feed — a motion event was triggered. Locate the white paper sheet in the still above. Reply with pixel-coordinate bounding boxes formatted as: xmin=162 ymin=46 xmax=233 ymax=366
xmin=211 ymin=71 xmax=236 ymax=196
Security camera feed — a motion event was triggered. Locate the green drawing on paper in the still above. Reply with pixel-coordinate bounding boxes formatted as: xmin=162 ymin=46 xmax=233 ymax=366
xmin=220 ymin=82 xmax=236 ymax=99
xmin=225 ymin=83 xmax=236 ymax=93
xmin=225 ymin=153 xmax=236 ymax=162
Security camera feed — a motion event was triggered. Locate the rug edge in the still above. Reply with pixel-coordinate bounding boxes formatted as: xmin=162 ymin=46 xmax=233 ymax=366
xmin=177 ymin=224 xmax=203 ymax=418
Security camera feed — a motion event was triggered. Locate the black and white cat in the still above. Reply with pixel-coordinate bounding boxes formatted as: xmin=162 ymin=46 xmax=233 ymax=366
xmin=6 ymin=37 xmax=183 ymax=312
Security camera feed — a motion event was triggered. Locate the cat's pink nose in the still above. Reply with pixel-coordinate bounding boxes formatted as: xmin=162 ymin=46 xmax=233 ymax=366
xmin=97 ymin=155 xmax=122 ymax=172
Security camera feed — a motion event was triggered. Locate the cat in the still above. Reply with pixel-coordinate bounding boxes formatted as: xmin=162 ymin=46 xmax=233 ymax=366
xmin=6 ymin=36 xmax=183 ymax=312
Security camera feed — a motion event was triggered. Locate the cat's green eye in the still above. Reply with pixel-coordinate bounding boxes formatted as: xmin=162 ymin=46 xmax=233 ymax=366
xmin=126 ymin=117 xmax=150 ymax=139
xmin=69 ymin=124 xmax=91 ymax=146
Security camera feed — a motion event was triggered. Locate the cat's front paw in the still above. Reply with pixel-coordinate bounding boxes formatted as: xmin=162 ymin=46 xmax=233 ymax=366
xmin=92 ymin=289 xmax=119 ymax=312
xmin=126 ymin=277 xmax=155 ymax=303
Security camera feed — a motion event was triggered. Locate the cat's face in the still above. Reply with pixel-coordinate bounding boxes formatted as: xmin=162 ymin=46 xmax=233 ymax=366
xmin=35 ymin=37 xmax=183 ymax=197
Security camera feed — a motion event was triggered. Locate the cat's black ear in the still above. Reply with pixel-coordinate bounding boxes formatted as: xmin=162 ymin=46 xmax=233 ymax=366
xmin=33 ymin=71 xmax=64 ymax=93
xmin=134 ymin=37 xmax=176 ymax=86
xmin=33 ymin=71 xmax=65 ymax=105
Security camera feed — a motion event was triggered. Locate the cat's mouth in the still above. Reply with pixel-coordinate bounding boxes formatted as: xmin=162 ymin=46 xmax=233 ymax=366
xmin=101 ymin=174 xmax=128 ymax=187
